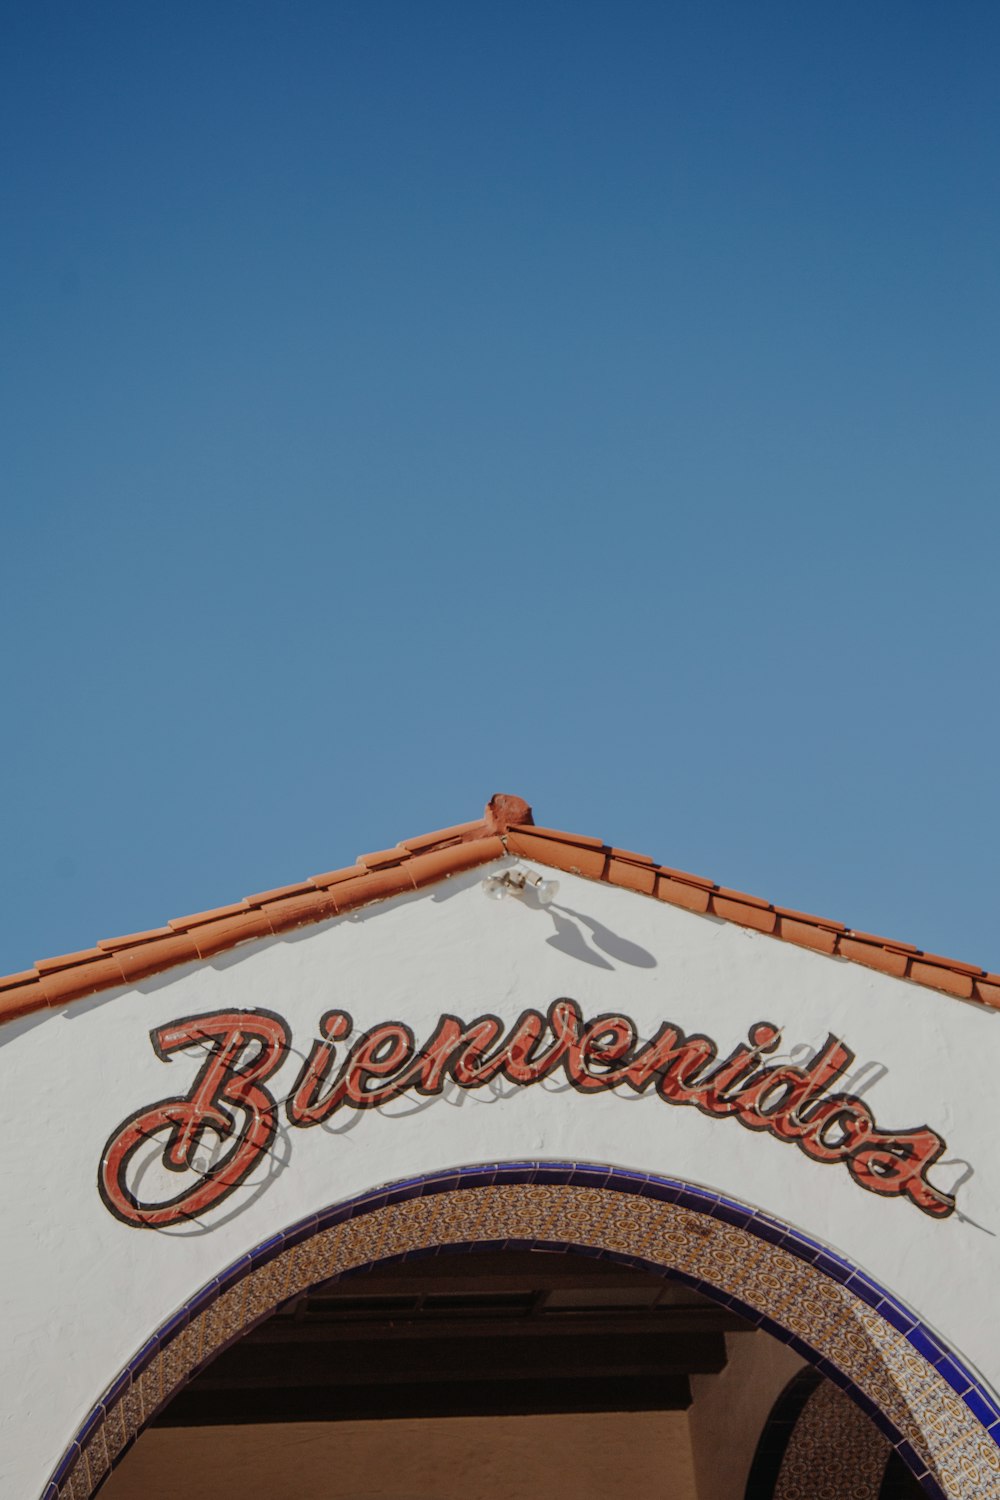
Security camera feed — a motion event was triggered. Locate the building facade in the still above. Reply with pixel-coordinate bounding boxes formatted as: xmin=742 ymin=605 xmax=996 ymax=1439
xmin=1 ymin=796 xmax=998 ymax=1498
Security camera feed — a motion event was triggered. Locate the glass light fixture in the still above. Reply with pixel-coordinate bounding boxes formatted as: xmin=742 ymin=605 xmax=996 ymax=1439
xmin=480 ymin=868 xmax=559 ymax=905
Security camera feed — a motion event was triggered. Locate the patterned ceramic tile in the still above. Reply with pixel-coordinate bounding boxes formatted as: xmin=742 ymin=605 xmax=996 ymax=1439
xmin=51 ymin=1170 xmax=1000 ymax=1499
xmin=773 ymin=1381 xmax=890 ymax=1499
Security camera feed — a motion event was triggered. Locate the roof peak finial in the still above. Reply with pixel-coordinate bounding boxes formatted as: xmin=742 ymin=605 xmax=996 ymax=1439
xmin=484 ymin=793 xmax=533 ymax=834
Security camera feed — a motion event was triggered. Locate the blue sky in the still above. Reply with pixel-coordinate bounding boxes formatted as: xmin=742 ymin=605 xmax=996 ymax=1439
xmin=2 ymin=2 xmax=998 ymax=974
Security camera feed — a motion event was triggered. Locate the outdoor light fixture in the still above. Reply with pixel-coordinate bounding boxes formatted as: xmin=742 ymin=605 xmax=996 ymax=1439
xmin=481 ymin=867 xmax=560 ymax=905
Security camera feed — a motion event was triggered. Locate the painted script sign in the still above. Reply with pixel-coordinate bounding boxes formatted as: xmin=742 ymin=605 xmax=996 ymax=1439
xmin=99 ymin=1000 xmax=955 ymax=1228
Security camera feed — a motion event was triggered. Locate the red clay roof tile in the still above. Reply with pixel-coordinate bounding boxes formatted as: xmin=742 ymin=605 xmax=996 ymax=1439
xmin=837 ymin=939 xmax=910 ymax=979
xmin=607 ymin=857 xmax=657 ymax=896
xmin=34 ymin=947 xmax=109 ymax=973
xmin=115 ymin=933 xmax=200 ymax=983
xmin=775 ymin=917 xmax=839 ymax=956
xmin=976 ymin=979 xmax=1000 ymax=1007
xmin=245 ymin=880 xmax=318 ymax=907
xmin=773 ymin=906 xmax=846 ymax=932
xmin=0 ymin=987 xmax=44 ymax=1023
xmin=909 ymin=962 xmax=974 ymax=1000
xmin=259 ymin=890 xmax=339 ymax=935
xmin=308 ymin=864 xmax=367 ymax=888
xmin=656 ymin=865 xmax=716 ymax=890
xmin=97 ymin=927 xmax=177 ymax=952
xmin=357 ymin=847 xmax=411 ymax=870
xmin=712 ymin=896 xmax=778 ymax=934
xmin=511 ymin=825 xmax=606 ymax=851
xmin=713 ymin=886 xmax=773 ymax=911
xmin=505 ymin=829 xmax=607 ymax=879
xmin=188 ymin=910 xmax=274 ymax=958
xmin=168 ymin=901 xmax=251 ymax=931
xmin=0 ymin=968 xmax=42 ymax=993
xmin=407 ymin=837 xmax=505 ymax=889
xmin=609 ymin=847 xmax=655 ymax=866
xmin=36 ymin=956 xmax=125 ymax=1003
xmin=400 ymin=821 xmax=484 ymax=853
xmin=1 ymin=792 xmax=996 ymax=1023
xmin=655 ymin=875 xmax=712 ymax=914
xmin=844 ymin=930 xmax=921 ymax=955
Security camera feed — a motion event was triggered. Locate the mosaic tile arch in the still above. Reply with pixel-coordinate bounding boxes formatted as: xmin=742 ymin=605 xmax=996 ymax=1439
xmin=743 ymin=1366 xmax=923 ymax=1500
xmin=47 ymin=1164 xmax=1000 ymax=1500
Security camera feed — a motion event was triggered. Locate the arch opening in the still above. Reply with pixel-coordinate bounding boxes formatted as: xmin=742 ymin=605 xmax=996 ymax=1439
xmin=48 ymin=1165 xmax=1000 ymax=1500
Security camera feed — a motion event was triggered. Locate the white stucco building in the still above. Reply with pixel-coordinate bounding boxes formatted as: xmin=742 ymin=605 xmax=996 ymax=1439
xmin=2 ymin=795 xmax=998 ymax=1499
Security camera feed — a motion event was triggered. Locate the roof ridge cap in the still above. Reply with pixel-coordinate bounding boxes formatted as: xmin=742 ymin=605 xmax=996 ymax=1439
xmin=2 ymin=795 xmax=998 ymax=1023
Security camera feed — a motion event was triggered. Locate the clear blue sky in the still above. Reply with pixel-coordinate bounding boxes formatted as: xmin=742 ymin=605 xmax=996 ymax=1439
xmin=3 ymin=2 xmax=998 ymax=975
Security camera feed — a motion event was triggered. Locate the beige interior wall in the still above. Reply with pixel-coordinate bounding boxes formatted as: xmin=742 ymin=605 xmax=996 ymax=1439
xmin=687 ymin=1331 xmax=806 ymax=1500
xmin=102 ymin=1410 xmax=699 ymax=1500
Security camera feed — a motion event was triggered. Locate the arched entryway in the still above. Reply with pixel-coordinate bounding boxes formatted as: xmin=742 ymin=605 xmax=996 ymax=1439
xmin=46 ymin=1165 xmax=1000 ymax=1499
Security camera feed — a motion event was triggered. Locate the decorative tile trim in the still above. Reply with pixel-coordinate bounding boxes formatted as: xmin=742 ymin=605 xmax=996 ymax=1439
xmin=746 ymin=1368 xmax=825 ymax=1498
xmin=47 ymin=1165 xmax=1000 ymax=1500
xmin=747 ymin=1366 xmax=895 ymax=1499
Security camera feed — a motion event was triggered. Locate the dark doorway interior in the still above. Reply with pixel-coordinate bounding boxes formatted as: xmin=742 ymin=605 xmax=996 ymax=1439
xmin=156 ymin=1247 xmax=756 ymax=1427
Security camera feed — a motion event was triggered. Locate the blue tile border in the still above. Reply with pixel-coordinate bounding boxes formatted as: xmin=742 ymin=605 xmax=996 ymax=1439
xmin=48 ymin=1161 xmax=999 ymax=1499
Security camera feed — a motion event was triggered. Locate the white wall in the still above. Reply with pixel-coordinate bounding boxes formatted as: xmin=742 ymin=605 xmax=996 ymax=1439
xmin=688 ymin=1333 xmax=805 ymax=1499
xmin=1 ymin=858 xmax=997 ymax=1497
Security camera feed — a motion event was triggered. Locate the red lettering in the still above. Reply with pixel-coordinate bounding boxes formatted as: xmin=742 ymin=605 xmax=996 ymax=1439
xmin=798 ymin=1095 xmax=875 ymax=1163
xmin=339 ymin=1024 xmax=416 ymax=1108
xmin=565 ymin=1012 xmax=636 ymax=1092
xmin=849 ymin=1127 xmax=955 ymax=1218
xmin=414 ymin=1015 xmax=503 ymax=1092
xmin=101 ymin=1007 xmax=958 ymax=1228
xmin=693 ymin=1023 xmax=784 ymax=1117
xmin=99 ymin=1010 xmax=289 ymax=1229
xmin=657 ymin=1037 xmax=719 ymax=1103
xmin=287 ymin=1011 xmax=352 ymax=1126
xmin=734 ymin=1036 xmax=853 ymax=1137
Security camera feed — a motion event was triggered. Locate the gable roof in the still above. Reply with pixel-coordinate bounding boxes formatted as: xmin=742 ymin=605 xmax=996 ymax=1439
xmin=1 ymin=793 xmax=998 ymax=1026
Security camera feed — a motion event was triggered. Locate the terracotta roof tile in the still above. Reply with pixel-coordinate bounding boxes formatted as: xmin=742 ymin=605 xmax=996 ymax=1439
xmin=407 ymin=836 xmax=506 ymax=889
xmin=309 ymin=864 xmax=367 ymax=888
xmin=168 ymin=901 xmax=251 ymax=931
xmin=609 ymin=847 xmax=655 ymax=866
xmin=844 ymin=929 xmax=921 ymax=955
xmin=0 ymin=968 xmax=38 ymax=994
xmin=656 ymin=864 xmax=716 ymax=890
xmin=259 ymin=890 xmax=338 ymax=935
xmin=775 ymin=916 xmax=839 ymax=956
xmin=512 ymin=824 xmax=606 ymax=851
xmin=607 ymin=857 xmax=657 ymax=896
xmin=114 ymin=933 xmax=200 ymax=983
xmin=244 ymin=880 xmax=318 ymax=906
xmin=0 ymin=986 xmax=44 ymax=1024
xmin=837 ymin=938 xmax=910 ymax=979
xmin=36 ymin=956 xmax=125 ymax=1003
xmin=909 ymin=961 xmax=974 ymax=1000
xmin=97 ymin=927 xmax=177 ymax=952
xmin=400 ymin=820 xmax=484 ymax=853
xmin=356 ymin=847 xmax=411 ymax=870
xmin=976 ymin=979 xmax=1000 ymax=1007
xmin=712 ymin=896 xmax=778 ymax=935
xmin=34 ymin=947 xmax=109 ymax=974
xmin=2 ymin=792 xmax=996 ymax=1024
xmin=908 ymin=950 xmax=984 ymax=978
xmin=714 ymin=886 xmax=773 ymax=911
xmin=773 ymin=906 xmax=846 ymax=932
xmin=655 ymin=875 xmax=712 ymax=914
xmin=506 ymin=828 xmax=606 ymax=879
xmin=190 ymin=910 xmax=276 ymax=958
